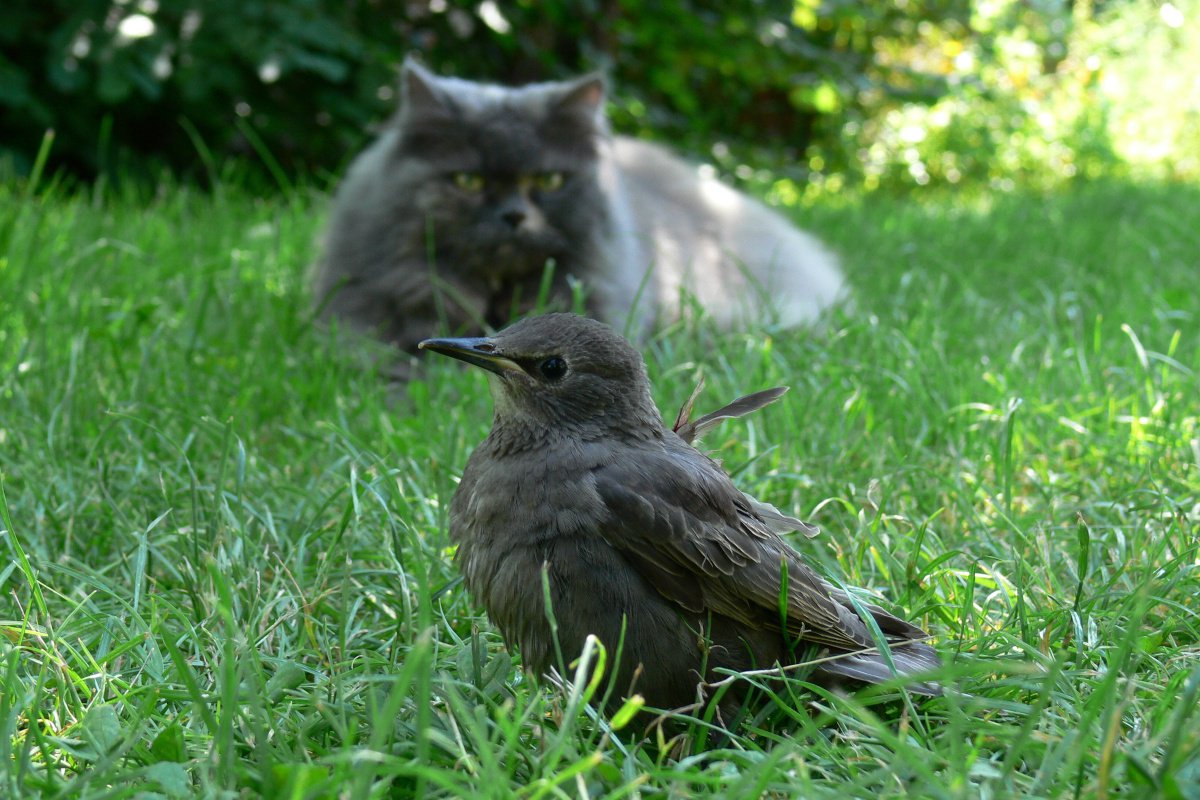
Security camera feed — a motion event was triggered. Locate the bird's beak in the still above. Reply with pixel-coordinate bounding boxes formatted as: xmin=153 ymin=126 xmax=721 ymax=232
xmin=418 ymin=336 xmax=524 ymax=376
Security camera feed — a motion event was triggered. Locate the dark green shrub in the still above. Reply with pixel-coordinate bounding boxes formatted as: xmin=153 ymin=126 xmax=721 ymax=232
xmin=0 ymin=1 xmax=965 ymax=184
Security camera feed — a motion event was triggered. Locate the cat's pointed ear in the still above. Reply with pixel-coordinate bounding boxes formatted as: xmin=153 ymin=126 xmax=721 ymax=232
xmin=554 ymin=73 xmax=607 ymax=123
xmin=399 ymin=58 xmax=450 ymax=120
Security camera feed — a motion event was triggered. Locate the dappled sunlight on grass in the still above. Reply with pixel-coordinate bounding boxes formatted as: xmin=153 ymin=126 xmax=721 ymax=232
xmin=2 ymin=177 xmax=1198 ymax=795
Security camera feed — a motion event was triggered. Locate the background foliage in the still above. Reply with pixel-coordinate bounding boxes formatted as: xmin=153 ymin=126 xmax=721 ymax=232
xmin=2 ymin=0 xmax=1197 ymax=189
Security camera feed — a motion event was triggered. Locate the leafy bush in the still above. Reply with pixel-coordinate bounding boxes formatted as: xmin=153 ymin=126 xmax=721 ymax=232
xmin=810 ymin=0 xmax=1200 ymax=193
xmin=1 ymin=1 xmax=1195 ymax=189
xmin=0 ymin=0 xmax=967 ymax=183
xmin=0 ymin=1 xmax=396 ymax=180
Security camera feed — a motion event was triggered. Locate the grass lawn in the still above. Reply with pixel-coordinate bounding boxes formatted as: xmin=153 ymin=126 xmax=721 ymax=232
xmin=2 ymin=175 xmax=1198 ymax=798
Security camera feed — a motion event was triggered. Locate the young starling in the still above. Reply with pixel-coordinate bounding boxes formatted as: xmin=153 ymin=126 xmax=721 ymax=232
xmin=420 ymin=313 xmax=940 ymax=716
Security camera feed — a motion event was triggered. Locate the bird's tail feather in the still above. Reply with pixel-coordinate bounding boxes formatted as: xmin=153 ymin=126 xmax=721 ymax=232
xmin=817 ymin=641 xmax=942 ymax=696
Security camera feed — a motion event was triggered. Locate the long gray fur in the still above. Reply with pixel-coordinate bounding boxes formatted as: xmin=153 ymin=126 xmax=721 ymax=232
xmin=312 ymin=61 xmax=847 ymax=364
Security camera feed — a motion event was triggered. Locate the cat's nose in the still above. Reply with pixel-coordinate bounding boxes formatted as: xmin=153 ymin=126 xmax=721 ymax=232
xmin=496 ymin=194 xmax=529 ymax=229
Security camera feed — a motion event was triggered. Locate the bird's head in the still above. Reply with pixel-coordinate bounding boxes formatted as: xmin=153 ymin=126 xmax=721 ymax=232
xmin=419 ymin=313 xmax=661 ymax=436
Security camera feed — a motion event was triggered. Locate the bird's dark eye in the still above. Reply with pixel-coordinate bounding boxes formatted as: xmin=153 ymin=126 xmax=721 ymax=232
xmin=538 ymin=356 xmax=568 ymax=381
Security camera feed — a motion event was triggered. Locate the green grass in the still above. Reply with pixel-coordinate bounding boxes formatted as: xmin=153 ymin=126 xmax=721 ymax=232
xmin=2 ymin=176 xmax=1199 ymax=798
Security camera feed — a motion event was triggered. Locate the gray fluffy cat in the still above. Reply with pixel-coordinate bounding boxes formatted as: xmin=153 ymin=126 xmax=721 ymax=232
xmin=312 ymin=61 xmax=846 ymax=360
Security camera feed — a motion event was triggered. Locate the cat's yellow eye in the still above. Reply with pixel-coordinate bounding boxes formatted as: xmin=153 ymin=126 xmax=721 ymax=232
xmin=453 ymin=172 xmax=484 ymax=192
xmin=533 ymin=172 xmax=565 ymax=191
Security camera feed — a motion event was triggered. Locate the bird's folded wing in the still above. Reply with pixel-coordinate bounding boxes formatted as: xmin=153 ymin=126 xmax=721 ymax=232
xmin=590 ymin=447 xmax=877 ymax=651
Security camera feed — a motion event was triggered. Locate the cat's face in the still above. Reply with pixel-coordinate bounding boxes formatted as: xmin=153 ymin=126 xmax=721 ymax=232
xmin=391 ymin=64 xmax=611 ymax=283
